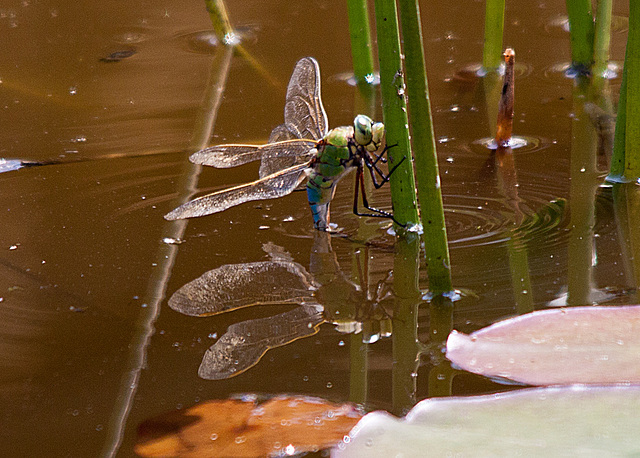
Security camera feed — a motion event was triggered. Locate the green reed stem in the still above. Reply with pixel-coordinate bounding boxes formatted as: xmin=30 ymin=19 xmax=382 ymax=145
xmin=204 ymin=0 xmax=234 ymax=41
xmin=565 ymin=0 xmax=594 ymax=73
xmin=624 ymin=0 xmax=640 ymax=179
xmin=482 ymin=0 xmax=506 ymax=71
xmin=397 ymin=0 xmax=453 ymax=294
xmin=391 ymin=236 xmax=421 ymax=415
xmin=373 ymin=0 xmax=419 ymax=230
xmin=608 ymin=48 xmax=627 ymax=181
xmin=609 ymin=0 xmax=640 ymax=183
xmin=592 ymin=0 xmax=612 ymax=80
xmin=347 ymin=0 xmax=375 ymax=84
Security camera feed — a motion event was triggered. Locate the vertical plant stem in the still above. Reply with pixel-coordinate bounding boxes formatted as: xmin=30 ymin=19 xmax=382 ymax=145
xmin=567 ymin=77 xmax=599 ymax=306
xmin=608 ymin=48 xmax=628 ymax=181
xmin=612 ymin=184 xmax=640 ymax=302
xmin=624 ymin=0 xmax=640 ymax=179
xmin=565 ymin=0 xmax=594 ymax=72
xmin=482 ymin=0 xmax=506 ymax=71
xmin=347 ymin=0 xmax=375 ymax=84
xmin=373 ymin=0 xmax=419 ymax=229
xmin=397 ymin=0 xmax=452 ymax=293
xmin=495 ymin=48 xmax=515 ymax=146
xmin=391 ymin=236 xmax=421 ymax=415
xmin=592 ymin=0 xmax=612 ymax=81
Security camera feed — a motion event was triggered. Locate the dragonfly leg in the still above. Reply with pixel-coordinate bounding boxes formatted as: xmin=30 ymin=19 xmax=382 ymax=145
xmin=353 ymin=167 xmax=406 ymax=227
xmin=364 ymin=153 xmax=406 ymax=189
xmin=370 ymin=143 xmax=397 ymax=166
xmin=364 ymin=144 xmax=395 ymax=180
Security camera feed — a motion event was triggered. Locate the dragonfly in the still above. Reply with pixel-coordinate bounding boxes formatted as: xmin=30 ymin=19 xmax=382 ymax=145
xmin=164 ymin=56 xmax=403 ymax=231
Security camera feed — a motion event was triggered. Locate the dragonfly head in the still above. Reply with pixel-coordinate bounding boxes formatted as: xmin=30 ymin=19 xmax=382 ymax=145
xmin=354 ymin=115 xmax=385 ymax=152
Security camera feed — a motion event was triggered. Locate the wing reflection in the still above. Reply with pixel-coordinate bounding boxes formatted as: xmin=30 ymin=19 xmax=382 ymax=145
xmin=198 ymin=305 xmax=324 ymax=380
xmin=168 ymin=260 xmax=319 ymax=316
xmin=168 ymin=232 xmax=393 ymax=380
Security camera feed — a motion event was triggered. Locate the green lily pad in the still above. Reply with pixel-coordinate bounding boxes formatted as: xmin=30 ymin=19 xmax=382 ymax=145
xmin=333 ymin=386 xmax=640 ymax=457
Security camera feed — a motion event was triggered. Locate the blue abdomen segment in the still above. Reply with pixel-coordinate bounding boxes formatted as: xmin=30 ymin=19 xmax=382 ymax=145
xmin=307 ymin=176 xmax=336 ymax=231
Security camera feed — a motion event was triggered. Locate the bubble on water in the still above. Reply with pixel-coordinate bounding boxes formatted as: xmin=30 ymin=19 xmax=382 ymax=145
xmin=326 ymin=382 xmax=333 ymax=389
xmin=69 ymin=87 xmax=77 ymax=95
xmin=163 ymin=237 xmax=184 ymax=245
xmin=284 ymin=444 xmax=296 ymax=455
xmin=210 ymin=433 xmax=218 ymax=441
xmin=235 ymin=435 xmax=246 ymax=444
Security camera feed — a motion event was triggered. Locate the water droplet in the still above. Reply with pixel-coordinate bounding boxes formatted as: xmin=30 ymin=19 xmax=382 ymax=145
xmin=69 ymin=87 xmax=77 ymax=95
xmin=326 ymin=382 xmax=333 ymax=388
xmin=446 ymin=157 xmax=454 ymax=163
xmin=235 ymin=435 xmax=247 ymax=444
xmin=96 ymin=424 xmax=103 ymax=431
xmin=162 ymin=237 xmax=184 ymax=245
xmin=284 ymin=444 xmax=296 ymax=455
xmin=449 ymin=104 xmax=460 ymax=112
xmin=210 ymin=433 xmax=218 ymax=440
xmin=338 ymin=340 xmax=345 ymax=346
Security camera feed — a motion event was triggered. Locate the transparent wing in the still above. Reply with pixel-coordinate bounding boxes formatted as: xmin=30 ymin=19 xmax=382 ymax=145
xmin=164 ymin=161 xmax=311 ymax=220
xmin=168 ymin=260 xmax=319 ymax=317
xmin=259 ymin=124 xmax=315 ymax=178
xmin=258 ymin=57 xmax=328 ymax=177
xmin=190 ymin=139 xmax=316 ymax=168
xmin=284 ymin=56 xmax=329 ymax=142
xmin=198 ymin=305 xmax=324 ymax=380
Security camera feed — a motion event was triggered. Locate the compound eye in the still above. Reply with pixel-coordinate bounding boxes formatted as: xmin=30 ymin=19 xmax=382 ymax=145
xmin=354 ymin=115 xmax=373 ymax=146
xmin=366 ymin=122 xmax=385 ymax=152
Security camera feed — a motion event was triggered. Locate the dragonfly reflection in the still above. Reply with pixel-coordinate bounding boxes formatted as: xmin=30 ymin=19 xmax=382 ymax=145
xmin=168 ymin=233 xmax=393 ymax=380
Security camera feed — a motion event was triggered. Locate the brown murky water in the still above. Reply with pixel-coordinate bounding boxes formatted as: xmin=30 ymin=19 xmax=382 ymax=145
xmin=0 ymin=0 xmax=631 ymax=456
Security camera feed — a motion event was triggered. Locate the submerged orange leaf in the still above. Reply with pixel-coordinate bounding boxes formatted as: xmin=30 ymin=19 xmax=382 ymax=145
xmin=446 ymin=305 xmax=640 ymax=385
xmin=135 ymin=395 xmax=362 ymax=457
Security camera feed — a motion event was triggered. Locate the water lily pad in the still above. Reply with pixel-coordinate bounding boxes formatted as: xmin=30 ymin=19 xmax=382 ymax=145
xmin=333 ymin=386 xmax=640 ymax=457
xmin=446 ymin=305 xmax=640 ymax=385
xmin=135 ymin=395 xmax=361 ymax=457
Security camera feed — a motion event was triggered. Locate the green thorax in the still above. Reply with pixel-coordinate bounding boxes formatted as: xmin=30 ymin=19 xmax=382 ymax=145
xmin=315 ymin=125 xmax=355 ymax=168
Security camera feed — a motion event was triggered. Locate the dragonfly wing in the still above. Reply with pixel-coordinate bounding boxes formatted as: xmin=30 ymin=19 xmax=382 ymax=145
xmin=284 ymin=57 xmax=329 ymax=141
xmin=189 ymin=144 xmax=264 ymax=167
xmin=164 ymin=161 xmax=311 ymax=220
xmin=190 ymin=139 xmax=315 ymax=169
xmin=260 ymin=125 xmax=317 ymax=178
